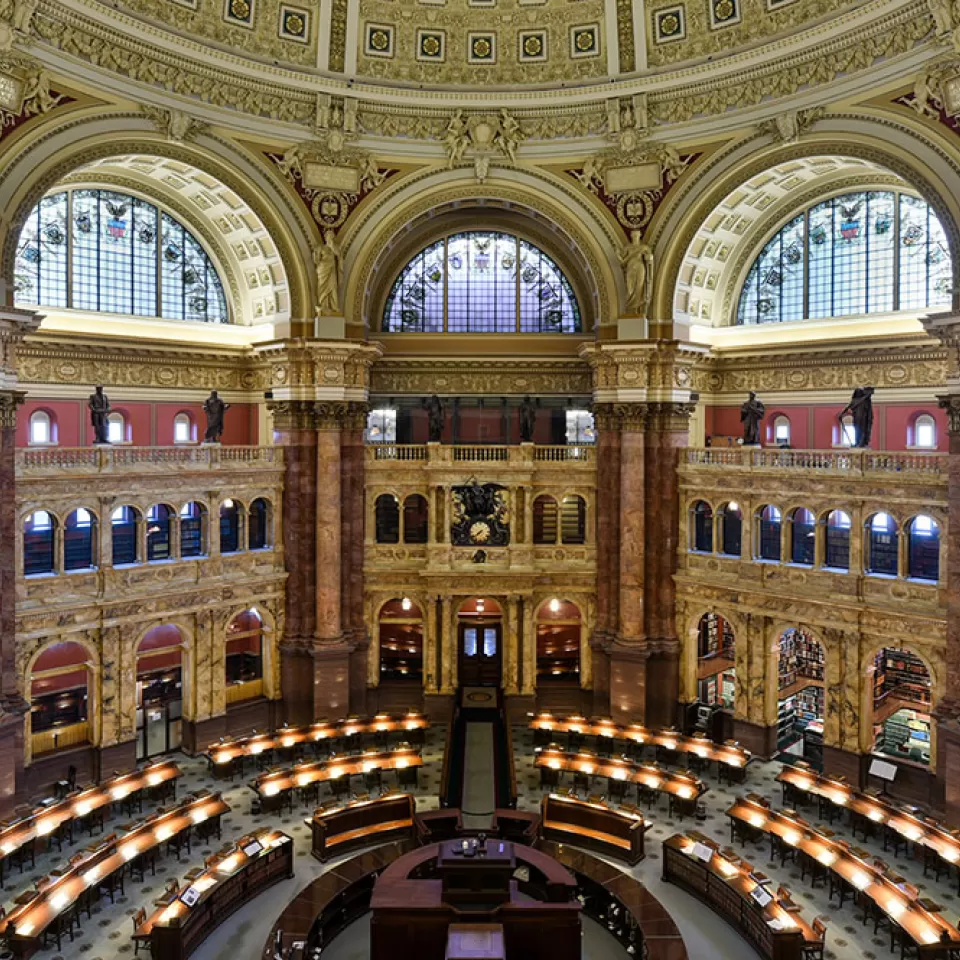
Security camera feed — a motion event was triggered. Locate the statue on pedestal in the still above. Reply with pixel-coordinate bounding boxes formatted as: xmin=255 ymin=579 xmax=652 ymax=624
xmin=425 ymin=394 xmax=445 ymax=442
xmin=313 ymin=229 xmax=342 ymax=316
xmin=203 ymin=390 xmax=231 ymax=443
xmin=519 ymin=396 xmax=537 ymax=442
xmin=740 ymin=391 xmax=765 ymax=446
xmin=619 ymin=230 xmax=654 ymax=317
xmin=88 ymin=385 xmax=111 ymax=444
xmin=839 ymin=386 xmax=875 ymax=448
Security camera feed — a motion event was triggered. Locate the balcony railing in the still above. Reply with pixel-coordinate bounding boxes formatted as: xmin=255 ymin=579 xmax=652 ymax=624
xmin=17 ymin=445 xmax=284 ymax=476
xmin=365 ymin=444 xmax=594 ymax=464
xmin=682 ymin=448 xmax=945 ymax=477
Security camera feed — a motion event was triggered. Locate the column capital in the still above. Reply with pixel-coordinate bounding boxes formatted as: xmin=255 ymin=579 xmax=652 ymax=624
xmin=0 ymin=390 xmax=25 ymax=429
xmin=594 ymin=399 xmax=698 ymax=433
xmin=922 ymin=311 xmax=960 ymax=384
xmin=939 ymin=394 xmax=960 ymax=436
xmin=255 ymin=338 xmax=382 ymax=405
xmin=0 ymin=307 xmax=41 ymax=391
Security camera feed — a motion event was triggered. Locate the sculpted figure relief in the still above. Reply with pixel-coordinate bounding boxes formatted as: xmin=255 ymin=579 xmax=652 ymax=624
xmin=619 ymin=231 xmax=654 ymax=316
xmin=314 ymin=229 xmax=342 ymax=316
xmin=444 ymin=111 xmax=468 ymax=169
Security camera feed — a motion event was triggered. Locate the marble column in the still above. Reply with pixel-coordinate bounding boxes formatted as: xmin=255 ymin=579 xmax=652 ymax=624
xmin=504 ymin=597 xmax=519 ymax=696
xmin=440 ymin=597 xmax=454 ymax=695
xmin=935 ymin=394 xmax=960 ymax=817
xmin=315 ymin=405 xmax=343 ymax=640
xmin=0 ymin=391 xmax=27 ymax=812
xmin=618 ymin=406 xmax=646 ymax=641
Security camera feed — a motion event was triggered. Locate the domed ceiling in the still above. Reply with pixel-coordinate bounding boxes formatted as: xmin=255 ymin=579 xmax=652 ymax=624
xmin=31 ymin=0 xmax=932 ymax=109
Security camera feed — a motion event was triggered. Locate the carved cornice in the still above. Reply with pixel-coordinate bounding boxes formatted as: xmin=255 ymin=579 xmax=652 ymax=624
xmin=695 ymin=342 xmax=948 ymax=395
xmin=595 ymin=399 xmax=697 ymax=432
xmin=267 ymin=398 xmax=368 ymax=430
xmin=255 ymin=339 xmax=382 ymax=398
xmin=369 ymin=359 xmax=592 ymax=397
xmin=581 ymin=340 xmax=706 ymax=401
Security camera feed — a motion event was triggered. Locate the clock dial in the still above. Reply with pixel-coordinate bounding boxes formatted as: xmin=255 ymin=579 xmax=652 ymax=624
xmin=469 ymin=520 xmax=491 ymax=544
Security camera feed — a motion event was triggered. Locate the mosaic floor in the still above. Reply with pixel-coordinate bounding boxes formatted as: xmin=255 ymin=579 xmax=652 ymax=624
xmin=511 ymin=724 xmax=960 ymax=960
xmin=6 ymin=725 xmax=957 ymax=960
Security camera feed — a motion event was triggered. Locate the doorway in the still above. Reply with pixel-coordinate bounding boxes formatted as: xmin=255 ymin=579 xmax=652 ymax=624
xmin=135 ymin=624 xmax=185 ymax=761
xmin=458 ymin=597 xmax=502 ymax=687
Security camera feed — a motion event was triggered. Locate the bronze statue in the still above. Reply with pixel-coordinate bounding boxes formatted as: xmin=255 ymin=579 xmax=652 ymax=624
xmin=425 ymin=394 xmax=445 ymax=442
xmin=203 ymin=390 xmax=231 ymax=443
xmin=88 ymin=385 xmax=111 ymax=444
xmin=519 ymin=396 xmax=537 ymax=442
xmin=740 ymin=391 xmax=765 ymax=446
xmin=839 ymin=386 xmax=875 ymax=448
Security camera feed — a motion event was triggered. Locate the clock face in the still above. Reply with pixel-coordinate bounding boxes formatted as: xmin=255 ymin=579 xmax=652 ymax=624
xmin=469 ymin=520 xmax=491 ymax=544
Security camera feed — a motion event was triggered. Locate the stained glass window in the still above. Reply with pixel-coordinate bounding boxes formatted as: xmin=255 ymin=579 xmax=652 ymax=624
xmin=15 ymin=189 xmax=228 ymax=323
xmin=383 ymin=230 xmax=581 ymax=333
xmin=737 ymin=191 xmax=951 ymax=324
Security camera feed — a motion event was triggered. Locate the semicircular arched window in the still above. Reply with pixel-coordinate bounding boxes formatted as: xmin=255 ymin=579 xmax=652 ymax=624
xmin=736 ymin=191 xmax=952 ymax=325
xmin=14 ymin=188 xmax=229 ymax=323
xmin=383 ymin=231 xmax=582 ymax=333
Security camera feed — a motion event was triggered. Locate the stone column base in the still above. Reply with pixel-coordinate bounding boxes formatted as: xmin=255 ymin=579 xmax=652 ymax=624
xmin=608 ymin=646 xmax=648 ymax=723
xmin=423 ymin=693 xmax=455 ymax=723
xmin=281 ymin=639 xmax=354 ymax=725
xmin=504 ymin=694 xmax=536 ymax=723
xmin=181 ymin=699 xmax=278 ymax=755
xmin=732 ymin=719 xmax=777 ymax=758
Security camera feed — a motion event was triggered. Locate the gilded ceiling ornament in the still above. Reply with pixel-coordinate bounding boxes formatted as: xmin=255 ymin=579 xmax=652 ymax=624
xmin=141 ymin=104 xmax=207 ymax=142
xmin=0 ymin=57 xmax=64 ymax=126
xmin=756 ymin=106 xmax=825 ymax=143
xmin=441 ymin=109 xmax=524 ymax=178
xmin=928 ymin=0 xmax=956 ymax=38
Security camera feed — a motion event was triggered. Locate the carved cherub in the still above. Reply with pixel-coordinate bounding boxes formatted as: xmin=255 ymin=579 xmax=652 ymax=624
xmin=495 ymin=109 xmax=524 ymax=165
xmin=443 ymin=111 xmax=469 ymax=169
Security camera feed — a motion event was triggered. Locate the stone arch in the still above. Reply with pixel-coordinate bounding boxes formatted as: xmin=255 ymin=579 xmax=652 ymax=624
xmin=654 ymin=119 xmax=960 ymax=326
xmin=0 ymin=111 xmax=312 ymax=323
xmin=342 ymin=166 xmax=625 ymax=334
xmin=223 ymin=603 xmax=278 ymax=701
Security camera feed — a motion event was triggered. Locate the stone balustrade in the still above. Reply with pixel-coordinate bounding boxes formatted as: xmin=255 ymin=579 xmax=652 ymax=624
xmin=683 ymin=447 xmax=944 ymax=477
xmin=365 ymin=443 xmax=594 ymax=465
xmin=17 ymin=445 xmax=283 ymax=477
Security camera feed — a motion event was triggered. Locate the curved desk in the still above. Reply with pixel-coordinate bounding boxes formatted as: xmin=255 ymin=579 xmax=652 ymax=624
xmin=537 ymin=839 xmax=689 ymax=960
xmin=261 ymin=840 xmax=415 ymax=960
xmin=662 ymin=833 xmax=821 ymax=960
xmin=540 ymin=793 xmax=648 ymax=864
xmin=311 ymin=793 xmax=416 ymax=861
xmin=138 ymin=829 xmax=293 ymax=960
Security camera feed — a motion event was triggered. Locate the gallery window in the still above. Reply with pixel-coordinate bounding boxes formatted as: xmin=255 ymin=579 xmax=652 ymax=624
xmin=173 ymin=413 xmax=194 ymax=444
xmin=772 ymin=415 xmax=790 ymax=446
xmin=15 ymin=188 xmax=228 ymax=323
xmin=29 ymin=410 xmax=55 ymax=445
xmin=912 ymin=414 xmax=937 ymax=449
xmin=107 ymin=412 xmax=127 ymax=444
xmin=383 ymin=231 xmax=581 ymax=333
xmin=737 ymin=191 xmax=951 ymax=324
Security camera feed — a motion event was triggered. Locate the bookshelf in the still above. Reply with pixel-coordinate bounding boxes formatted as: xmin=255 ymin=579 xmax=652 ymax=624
xmin=698 ymin=613 xmax=735 ymax=660
xmin=777 ymin=629 xmax=824 ymax=689
xmin=873 ymin=649 xmax=931 ymax=705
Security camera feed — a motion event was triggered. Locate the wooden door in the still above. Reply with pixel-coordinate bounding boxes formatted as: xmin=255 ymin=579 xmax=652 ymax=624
xmin=458 ymin=621 xmax=502 ymax=687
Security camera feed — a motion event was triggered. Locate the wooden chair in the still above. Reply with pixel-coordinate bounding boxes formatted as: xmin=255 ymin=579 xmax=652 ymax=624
xmin=801 ymin=917 xmax=827 ymax=960
xmin=132 ymin=907 xmax=151 ymax=956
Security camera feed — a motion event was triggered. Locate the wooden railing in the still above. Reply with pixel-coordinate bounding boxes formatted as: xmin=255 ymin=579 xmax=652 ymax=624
xmin=226 ymin=678 xmax=264 ymax=704
xmin=17 ymin=445 xmax=283 ymax=475
xmin=31 ymin=721 xmax=91 ymax=757
xmin=682 ymin=447 xmax=946 ymax=477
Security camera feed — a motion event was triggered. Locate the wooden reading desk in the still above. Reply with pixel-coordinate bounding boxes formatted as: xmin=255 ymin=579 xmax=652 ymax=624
xmin=778 ymin=763 xmax=960 ymax=882
xmin=0 ymin=760 xmax=181 ymax=883
xmin=726 ymin=795 xmax=960 ymax=957
xmin=206 ymin=712 xmax=429 ymax=771
xmin=311 ymin=793 xmax=416 ymax=861
xmin=0 ymin=791 xmax=229 ymax=958
xmin=250 ymin=747 xmax=422 ymax=810
xmin=540 ymin=794 xmax=648 ymax=865
xmin=530 ymin=713 xmax=751 ymax=780
xmin=662 ymin=832 xmax=822 ymax=960
xmin=137 ymin=828 xmax=293 ymax=960
xmin=534 ymin=747 xmax=706 ymax=817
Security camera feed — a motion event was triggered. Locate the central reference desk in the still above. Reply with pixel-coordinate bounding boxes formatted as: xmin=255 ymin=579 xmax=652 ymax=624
xmin=540 ymin=794 xmax=648 ymax=864
xmin=138 ymin=829 xmax=293 ymax=960
xmin=311 ymin=793 xmax=416 ymax=861
xmin=369 ymin=839 xmax=581 ymax=960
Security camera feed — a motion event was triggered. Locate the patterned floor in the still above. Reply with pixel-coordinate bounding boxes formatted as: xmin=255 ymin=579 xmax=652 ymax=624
xmin=511 ymin=724 xmax=960 ymax=960
xmin=1 ymin=729 xmax=445 ymax=960
xmin=7 ymin=726 xmax=957 ymax=960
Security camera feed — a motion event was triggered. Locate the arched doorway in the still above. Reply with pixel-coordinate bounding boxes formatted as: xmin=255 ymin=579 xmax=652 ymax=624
xmin=696 ymin=612 xmax=735 ymax=709
xmin=379 ymin=599 xmax=424 ymax=682
xmin=136 ymin=625 xmax=184 ymax=760
xmin=776 ymin=627 xmax=825 ymax=764
xmin=536 ymin=599 xmax=581 ymax=684
xmin=226 ymin=609 xmax=265 ymax=703
xmin=29 ymin=641 xmax=93 ymax=757
xmin=458 ymin=597 xmax=502 ymax=687
xmin=871 ymin=647 xmax=932 ymax=766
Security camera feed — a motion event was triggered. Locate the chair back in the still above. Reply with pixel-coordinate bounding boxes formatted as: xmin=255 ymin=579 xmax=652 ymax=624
xmin=812 ymin=917 xmax=827 ymax=941
xmin=133 ymin=907 xmax=146 ymax=929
